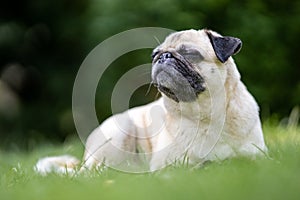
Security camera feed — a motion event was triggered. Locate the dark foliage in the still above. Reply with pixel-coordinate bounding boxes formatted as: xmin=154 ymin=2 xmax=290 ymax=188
xmin=0 ymin=0 xmax=299 ymax=149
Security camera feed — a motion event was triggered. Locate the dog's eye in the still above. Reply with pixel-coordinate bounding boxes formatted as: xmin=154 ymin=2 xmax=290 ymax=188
xmin=178 ymin=47 xmax=204 ymax=63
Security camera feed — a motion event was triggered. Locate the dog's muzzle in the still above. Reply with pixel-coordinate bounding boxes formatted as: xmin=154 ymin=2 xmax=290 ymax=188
xmin=152 ymin=51 xmax=205 ymax=102
xmin=158 ymin=52 xmax=173 ymax=64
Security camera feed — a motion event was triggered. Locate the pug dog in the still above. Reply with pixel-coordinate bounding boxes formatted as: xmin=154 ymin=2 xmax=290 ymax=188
xmin=35 ymin=29 xmax=267 ymax=174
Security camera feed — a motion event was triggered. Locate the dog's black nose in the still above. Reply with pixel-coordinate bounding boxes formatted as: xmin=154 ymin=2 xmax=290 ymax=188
xmin=159 ymin=52 xmax=173 ymax=63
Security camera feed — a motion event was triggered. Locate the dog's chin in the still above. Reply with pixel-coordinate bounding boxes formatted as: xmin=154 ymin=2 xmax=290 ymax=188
xmin=157 ymin=85 xmax=179 ymax=102
xmin=156 ymin=84 xmax=196 ymax=102
xmin=152 ymin=62 xmax=206 ymax=103
xmin=153 ymin=72 xmax=205 ymax=103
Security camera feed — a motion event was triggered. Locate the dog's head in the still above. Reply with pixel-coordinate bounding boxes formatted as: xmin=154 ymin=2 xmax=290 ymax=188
xmin=151 ymin=29 xmax=242 ymax=102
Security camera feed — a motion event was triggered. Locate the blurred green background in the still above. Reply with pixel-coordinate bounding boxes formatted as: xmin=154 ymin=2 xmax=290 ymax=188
xmin=0 ymin=0 xmax=299 ymax=150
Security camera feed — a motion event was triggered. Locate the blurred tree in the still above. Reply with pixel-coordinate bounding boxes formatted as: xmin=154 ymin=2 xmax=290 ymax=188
xmin=0 ymin=0 xmax=91 ymax=148
xmin=0 ymin=0 xmax=299 ymax=149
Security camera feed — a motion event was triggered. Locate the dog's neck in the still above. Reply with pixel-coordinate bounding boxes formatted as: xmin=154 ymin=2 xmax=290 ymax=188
xmin=162 ymin=92 xmax=214 ymax=123
xmin=162 ymin=60 xmax=241 ymax=123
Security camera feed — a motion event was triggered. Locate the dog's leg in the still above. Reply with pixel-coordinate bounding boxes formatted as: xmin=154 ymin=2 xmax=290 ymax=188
xmin=35 ymin=155 xmax=80 ymax=175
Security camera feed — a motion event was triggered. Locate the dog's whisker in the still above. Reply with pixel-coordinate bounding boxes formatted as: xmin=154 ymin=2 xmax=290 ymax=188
xmin=153 ymin=36 xmax=161 ymax=45
xmin=154 ymin=91 xmax=161 ymax=100
xmin=145 ymin=82 xmax=153 ymax=96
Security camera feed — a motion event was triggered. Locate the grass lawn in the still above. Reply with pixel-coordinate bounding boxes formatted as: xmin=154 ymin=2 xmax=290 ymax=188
xmin=1 ymin=123 xmax=299 ymax=200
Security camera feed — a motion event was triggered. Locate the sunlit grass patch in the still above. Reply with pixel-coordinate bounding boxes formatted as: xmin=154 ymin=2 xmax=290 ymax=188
xmin=0 ymin=124 xmax=299 ymax=200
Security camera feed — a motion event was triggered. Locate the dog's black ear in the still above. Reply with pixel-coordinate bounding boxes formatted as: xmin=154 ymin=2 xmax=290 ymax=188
xmin=206 ymin=31 xmax=242 ymax=63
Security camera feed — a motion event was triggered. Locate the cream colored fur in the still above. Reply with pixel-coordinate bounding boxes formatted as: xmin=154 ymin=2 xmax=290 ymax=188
xmin=35 ymin=29 xmax=267 ymax=174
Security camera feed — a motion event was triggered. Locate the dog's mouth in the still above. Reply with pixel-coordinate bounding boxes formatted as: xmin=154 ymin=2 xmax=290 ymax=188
xmin=154 ymin=84 xmax=179 ymax=102
xmin=152 ymin=51 xmax=205 ymax=102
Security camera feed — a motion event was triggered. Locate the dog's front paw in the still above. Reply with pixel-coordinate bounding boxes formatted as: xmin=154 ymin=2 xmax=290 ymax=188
xmin=34 ymin=155 xmax=80 ymax=176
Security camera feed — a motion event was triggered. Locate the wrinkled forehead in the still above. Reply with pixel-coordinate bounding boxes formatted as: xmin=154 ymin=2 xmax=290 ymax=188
xmin=156 ymin=29 xmax=214 ymax=58
xmin=160 ymin=30 xmax=207 ymax=48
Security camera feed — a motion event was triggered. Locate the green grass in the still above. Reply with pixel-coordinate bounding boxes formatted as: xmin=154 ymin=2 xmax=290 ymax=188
xmin=1 ymin=124 xmax=300 ymax=200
